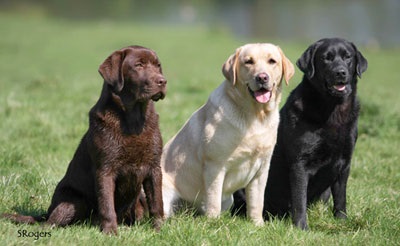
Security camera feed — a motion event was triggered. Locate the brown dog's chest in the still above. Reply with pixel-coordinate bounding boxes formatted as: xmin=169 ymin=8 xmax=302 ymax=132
xmin=91 ymin=108 xmax=162 ymax=170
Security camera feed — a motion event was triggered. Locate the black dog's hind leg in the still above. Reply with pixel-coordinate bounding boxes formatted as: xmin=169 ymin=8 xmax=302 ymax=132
xmin=319 ymin=188 xmax=331 ymax=203
xmin=231 ymin=189 xmax=247 ymax=217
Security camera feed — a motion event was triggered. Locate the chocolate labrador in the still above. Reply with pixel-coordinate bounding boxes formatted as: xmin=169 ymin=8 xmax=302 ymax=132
xmin=3 ymin=45 xmax=167 ymax=234
xmin=232 ymin=38 xmax=368 ymax=230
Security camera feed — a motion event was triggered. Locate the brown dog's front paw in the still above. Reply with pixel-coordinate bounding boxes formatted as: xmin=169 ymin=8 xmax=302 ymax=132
xmin=101 ymin=222 xmax=118 ymax=235
xmin=153 ymin=216 xmax=164 ymax=232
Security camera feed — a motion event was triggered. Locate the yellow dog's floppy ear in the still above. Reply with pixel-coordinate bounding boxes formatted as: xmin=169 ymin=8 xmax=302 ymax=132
xmin=222 ymin=48 xmax=241 ymax=85
xmin=278 ymin=46 xmax=295 ymax=85
xmin=98 ymin=49 xmax=127 ymax=92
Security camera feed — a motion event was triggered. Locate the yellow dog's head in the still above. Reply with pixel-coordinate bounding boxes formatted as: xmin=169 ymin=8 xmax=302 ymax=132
xmin=222 ymin=43 xmax=294 ymax=112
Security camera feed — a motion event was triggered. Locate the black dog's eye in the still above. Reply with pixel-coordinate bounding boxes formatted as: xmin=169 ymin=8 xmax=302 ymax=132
xmin=244 ymin=57 xmax=254 ymax=65
xmin=344 ymin=53 xmax=352 ymax=60
xmin=268 ymin=58 xmax=277 ymax=65
xmin=324 ymin=53 xmax=334 ymax=61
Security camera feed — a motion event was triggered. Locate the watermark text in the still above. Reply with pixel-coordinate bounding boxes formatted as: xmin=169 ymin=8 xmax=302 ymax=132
xmin=17 ymin=229 xmax=51 ymax=240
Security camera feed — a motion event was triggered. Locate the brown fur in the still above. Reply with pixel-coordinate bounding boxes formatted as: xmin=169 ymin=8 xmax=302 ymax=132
xmin=2 ymin=45 xmax=166 ymax=234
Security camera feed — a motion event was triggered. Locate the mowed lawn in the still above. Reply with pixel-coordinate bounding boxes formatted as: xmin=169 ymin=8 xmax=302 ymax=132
xmin=0 ymin=13 xmax=399 ymax=245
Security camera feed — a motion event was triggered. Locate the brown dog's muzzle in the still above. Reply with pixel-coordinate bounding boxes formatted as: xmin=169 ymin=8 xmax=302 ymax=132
xmin=151 ymin=76 xmax=167 ymax=101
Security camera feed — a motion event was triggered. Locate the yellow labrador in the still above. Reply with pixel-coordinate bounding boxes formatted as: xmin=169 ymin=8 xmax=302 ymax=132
xmin=162 ymin=43 xmax=294 ymax=225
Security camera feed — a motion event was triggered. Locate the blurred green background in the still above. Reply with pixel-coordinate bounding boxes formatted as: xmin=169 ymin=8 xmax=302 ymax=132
xmin=1 ymin=0 xmax=399 ymax=47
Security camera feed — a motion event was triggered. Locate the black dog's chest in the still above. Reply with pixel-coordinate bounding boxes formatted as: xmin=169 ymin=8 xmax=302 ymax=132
xmin=301 ymin=124 xmax=347 ymax=166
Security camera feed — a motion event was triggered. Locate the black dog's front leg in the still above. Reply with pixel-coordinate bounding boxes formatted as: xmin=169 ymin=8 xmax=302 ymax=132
xmin=290 ymin=165 xmax=309 ymax=230
xmin=331 ymin=164 xmax=350 ymax=219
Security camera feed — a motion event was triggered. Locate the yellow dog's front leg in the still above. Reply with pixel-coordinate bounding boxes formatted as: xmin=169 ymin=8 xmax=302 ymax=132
xmin=203 ymin=163 xmax=226 ymax=218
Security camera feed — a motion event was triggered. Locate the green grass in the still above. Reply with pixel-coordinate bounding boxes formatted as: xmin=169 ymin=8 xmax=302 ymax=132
xmin=1 ymin=13 xmax=400 ymax=245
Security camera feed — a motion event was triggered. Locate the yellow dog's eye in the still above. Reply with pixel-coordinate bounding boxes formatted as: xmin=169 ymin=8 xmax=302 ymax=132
xmin=268 ymin=58 xmax=277 ymax=65
xmin=244 ymin=58 xmax=254 ymax=65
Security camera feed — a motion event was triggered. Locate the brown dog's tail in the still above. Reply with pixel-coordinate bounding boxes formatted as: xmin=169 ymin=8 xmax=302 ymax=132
xmin=1 ymin=213 xmax=47 ymax=224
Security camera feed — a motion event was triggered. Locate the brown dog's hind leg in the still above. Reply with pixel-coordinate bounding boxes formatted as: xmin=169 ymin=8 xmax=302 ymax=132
xmin=121 ymin=189 xmax=147 ymax=226
xmin=134 ymin=191 xmax=148 ymax=222
xmin=46 ymin=200 xmax=88 ymax=227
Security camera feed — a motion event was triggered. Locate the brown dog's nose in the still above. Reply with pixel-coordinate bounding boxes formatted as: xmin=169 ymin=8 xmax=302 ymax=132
xmin=157 ymin=78 xmax=167 ymax=87
xmin=256 ymin=73 xmax=269 ymax=84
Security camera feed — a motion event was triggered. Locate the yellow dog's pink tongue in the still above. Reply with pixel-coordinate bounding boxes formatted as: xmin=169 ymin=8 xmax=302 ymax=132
xmin=254 ymin=90 xmax=271 ymax=103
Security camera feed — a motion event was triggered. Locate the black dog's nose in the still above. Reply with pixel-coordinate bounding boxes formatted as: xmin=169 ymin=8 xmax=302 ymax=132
xmin=335 ymin=69 xmax=347 ymax=78
xmin=256 ymin=73 xmax=269 ymax=83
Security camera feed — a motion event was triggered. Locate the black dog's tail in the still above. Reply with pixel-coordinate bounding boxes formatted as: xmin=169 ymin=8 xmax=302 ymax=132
xmin=1 ymin=213 xmax=48 ymax=224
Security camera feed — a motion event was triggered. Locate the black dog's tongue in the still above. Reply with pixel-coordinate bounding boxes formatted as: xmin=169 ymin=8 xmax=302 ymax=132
xmin=333 ymin=84 xmax=346 ymax=91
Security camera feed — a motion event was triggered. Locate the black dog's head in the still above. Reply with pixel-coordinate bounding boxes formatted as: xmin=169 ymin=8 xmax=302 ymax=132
xmin=296 ymin=38 xmax=367 ymax=99
xmin=99 ymin=45 xmax=167 ymax=104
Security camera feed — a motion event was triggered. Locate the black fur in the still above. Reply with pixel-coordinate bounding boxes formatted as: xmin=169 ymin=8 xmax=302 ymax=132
xmin=232 ymin=38 xmax=368 ymax=230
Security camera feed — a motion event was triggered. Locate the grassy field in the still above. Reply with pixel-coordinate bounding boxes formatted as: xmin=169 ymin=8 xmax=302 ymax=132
xmin=0 ymin=13 xmax=399 ymax=245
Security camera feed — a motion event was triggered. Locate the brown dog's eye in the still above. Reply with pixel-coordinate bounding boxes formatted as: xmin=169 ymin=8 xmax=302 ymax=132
xmin=244 ymin=58 xmax=254 ymax=65
xmin=268 ymin=58 xmax=277 ymax=65
xmin=135 ymin=62 xmax=144 ymax=68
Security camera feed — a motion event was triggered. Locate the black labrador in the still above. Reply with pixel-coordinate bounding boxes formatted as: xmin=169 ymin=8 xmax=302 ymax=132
xmin=232 ymin=38 xmax=368 ymax=230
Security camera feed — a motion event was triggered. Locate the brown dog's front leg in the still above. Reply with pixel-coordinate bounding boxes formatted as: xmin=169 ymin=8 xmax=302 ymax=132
xmin=97 ymin=171 xmax=117 ymax=234
xmin=142 ymin=167 xmax=164 ymax=231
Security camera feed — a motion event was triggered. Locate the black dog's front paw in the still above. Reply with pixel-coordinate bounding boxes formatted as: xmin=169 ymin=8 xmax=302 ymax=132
xmin=334 ymin=210 xmax=347 ymax=219
xmin=293 ymin=217 xmax=309 ymax=230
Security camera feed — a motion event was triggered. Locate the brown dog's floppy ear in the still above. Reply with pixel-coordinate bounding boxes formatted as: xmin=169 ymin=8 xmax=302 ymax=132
xmin=98 ymin=50 xmax=126 ymax=92
xmin=350 ymin=43 xmax=368 ymax=78
xmin=222 ymin=48 xmax=241 ymax=85
xmin=296 ymin=40 xmax=323 ymax=79
xmin=278 ymin=47 xmax=295 ymax=85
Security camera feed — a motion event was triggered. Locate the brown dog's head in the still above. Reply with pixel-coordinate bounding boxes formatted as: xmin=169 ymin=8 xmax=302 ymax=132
xmin=98 ymin=45 xmax=167 ymax=103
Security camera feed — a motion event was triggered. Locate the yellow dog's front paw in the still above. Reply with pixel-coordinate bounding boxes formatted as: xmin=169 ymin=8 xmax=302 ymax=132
xmin=251 ymin=218 xmax=265 ymax=227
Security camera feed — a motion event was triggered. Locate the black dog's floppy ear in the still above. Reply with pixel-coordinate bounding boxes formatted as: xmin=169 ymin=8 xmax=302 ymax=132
xmin=296 ymin=40 xmax=323 ymax=79
xmin=351 ymin=43 xmax=368 ymax=78
xmin=98 ymin=50 xmax=126 ymax=92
